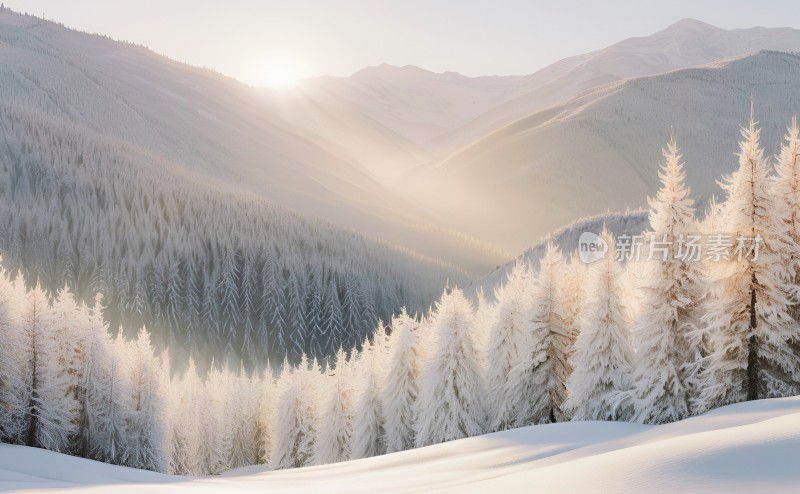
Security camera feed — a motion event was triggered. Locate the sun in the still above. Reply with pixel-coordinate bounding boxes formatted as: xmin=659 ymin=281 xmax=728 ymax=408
xmin=256 ymin=59 xmax=300 ymax=90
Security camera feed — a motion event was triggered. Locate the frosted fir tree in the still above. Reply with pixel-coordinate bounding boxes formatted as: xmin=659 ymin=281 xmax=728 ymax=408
xmin=322 ymin=277 xmax=344 ymax=354
xmin=124 ymin=329 xmax=169 ymax=472
xmin=218 ymin=248 xmax=241 ymax=336
xmin=305 ymin=271 xmax=324 ymax=357
xmin=82 ymin=308 xmax=129 ymax=465
xmin=773 ymin=117 xmax=800 ymax=326
xmin=255 ymin=370 xmax=275 ymax=465
xmin=381 ymin=310 xmax=420 ymax=453
xmin=0 ymin=275 xmax=26 ymax=443
xmin=696 ymin=114 xmax=798 ymax=410
xmin=484 ymin=261 xmax=534 ymax=431
xmin=472 ymin=286 xmax=492 ymax=362
xmin=629 ymin=139 xmax=705 ymax=424
xmin=689 ymin=194 xmax=724 ymax=361
xmin=229 ymin=365 xmax=259 ymax=469
xmin=414 ymin=289 xmax=485 ymax=447
xmin=564 ymin=228 xmax=634 ymax=421
xmin=351 ymin=336 xmax=385 ymax=460
xmin=270 ymin=360 xmax=314 ymax=469
xmin=313 ymin=348 xmax=353 ymax=464
xmin=169 ymin=356 xmax=203 ymax=475
xmin=285 ymin=274 xmax=307 ymax=362
xmin=259 ymin=254 xmax=280 ymax=357
xmin=507 ymin=243 xmax=572 ymax=426
xmin=19 ymin=285 xmax=78 ymax=452
xmin=203 ymin=363 xmax=233 ymax=474
xmin=299 ymin=355 xmax=321 ymax=463
xmin=539 ymin=243 xmax=573 ymax=421
xmin=561 ymin=253 xmax=586 ymax=355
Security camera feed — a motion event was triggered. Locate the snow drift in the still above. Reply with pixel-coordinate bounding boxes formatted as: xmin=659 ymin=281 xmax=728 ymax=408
xmin=2 ymin=396 xmax=799 ymax=493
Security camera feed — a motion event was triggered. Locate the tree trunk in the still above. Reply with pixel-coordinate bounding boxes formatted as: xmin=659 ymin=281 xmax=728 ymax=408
xmin=747 ymin=273 xmax=758 ymax=401
xmin=25 ymin=295 xmax=39 ymax=447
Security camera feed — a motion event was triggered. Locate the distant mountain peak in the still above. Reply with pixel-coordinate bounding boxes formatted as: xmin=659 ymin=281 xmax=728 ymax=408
xmin=352 ymin=63 xmax=440 ymax=80
xmin=666 ymin=18 xmax=719 ymax=31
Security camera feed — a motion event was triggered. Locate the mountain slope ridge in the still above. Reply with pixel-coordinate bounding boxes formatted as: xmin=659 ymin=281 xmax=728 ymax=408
xmin=405 ymin=50 xmax=800 ymax=254
xmin=425 ymin=18 xmax=800 ymax=157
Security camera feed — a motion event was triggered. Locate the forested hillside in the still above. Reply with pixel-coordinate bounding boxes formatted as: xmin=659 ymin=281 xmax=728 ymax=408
xmin=0 ymin=9 xmax=468 ymax=369
xmin=0 ymin=105 xmax=462 ymax=369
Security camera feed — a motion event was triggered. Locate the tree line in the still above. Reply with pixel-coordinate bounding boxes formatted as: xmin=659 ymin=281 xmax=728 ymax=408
xmin=2 ymin=114 xmax=800 ymax=474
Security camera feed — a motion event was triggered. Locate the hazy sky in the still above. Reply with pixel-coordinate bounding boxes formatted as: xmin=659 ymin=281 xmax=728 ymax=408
xmin=5 ymin=0 xmax=800 ymax=85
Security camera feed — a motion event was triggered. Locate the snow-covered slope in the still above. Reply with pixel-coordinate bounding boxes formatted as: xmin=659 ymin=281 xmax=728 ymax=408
xmin=407 ymin=51 xmax=800 ymax=254
xmin=3 ymin=396 xmax=800 ymax=493
xmin=428 ymin=19 xmax=800 ymax=156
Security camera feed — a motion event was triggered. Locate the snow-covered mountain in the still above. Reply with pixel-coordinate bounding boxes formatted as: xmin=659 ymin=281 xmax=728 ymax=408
xmin=0 ymin=10 xmax=476 ymax=366
xmin=303 ymin=65 xmax=531 ymax=151
xmin=427 ymin=18 xmax=800 ymax=156
xmin=3 ymin=396 xmax=799 ymax=493
xmin=0 ymin=9 xmax=502 ymax=276
xmin=284 ymin=19 xmax=800 ymax=257
xmin=406 ymin=51 xmax=800 ymax=254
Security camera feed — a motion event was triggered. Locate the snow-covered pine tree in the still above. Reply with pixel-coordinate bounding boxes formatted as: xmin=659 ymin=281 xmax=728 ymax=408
xmin=255 ymin=369 xmax=274 ymax=465
xmin=19 ymin=284 xmax=77 ymax=452
xmin=0 ymin=273 xmax=25 ymax=443
xmin=629 ymin=138 xmax=705 ymax=424
xmin=204 ymin=362 xmax=233 ymax=474
xmin=773 ymin=117 xmax=800 ymax=336
xmin=341 ymin=272 xmax=362 ymax=350
xmin=270 ymin=276 xmax=288 ymax=362
xmin=473 ymin=286 xmax=492 ymax=358
xmin=381 ymin=310 xmax=419 ymax=453
xmin=185 ymin=257 xmax=204 ymax=345
xmin=285 ymin=274 xmax=307 ymax=363
xmin=561 ymin=253 xmax=586 ymax=343
xmin=70 ymin=302 xmax=95 ymax=458
xmin=351 ymin=332 xmax=385 ymax=459
xmin=201 ymin=269 xmax=221 ymax=344
xmin=322 ymin=277 xmax=344 ymax=356
xmin=168 ymin=356 xmax=202 ymax=475
xmin=696 ymin=113 xmax=798 ymax=410
xmin=270 ymin=361 xmax=312 ymax=469
xmin=165 ymin=258 xmax=185 ymax=332
xmin=240 ymin=248 xmax=260 ymax=368
xmin=259 ymin=254 xmax=279 ymax=359
xmin=414 ymin=289 xmax=485 ymax=447
xmin=218 ymin=248 xmax=241 ymax=340
xmin=313 ymin=348 xmax=353 ymax=464
xmin=692 ymin=194 xmax=723 ymax=361
xmin=124 ymin=328 xmax=168 ymax=473
xmin=507 ymin=243 xmax=571 ymax=426
xmin=298 ymin=355 xmax=320 ymax=464
xmin=229 ymin=364 xmax=259 ymax=468
xmin=564 ymin=227 xmax=634 ymax=421
xmin=305 ymin=271 xmax=325 ymax=359
xmin=79 ymin=305 xmax=129 ymax=465
xmin=484 ymin=261 xmax=533 ymax=431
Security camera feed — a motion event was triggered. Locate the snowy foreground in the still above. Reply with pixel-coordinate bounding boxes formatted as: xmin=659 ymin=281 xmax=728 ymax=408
xmin=3 ymin=398 xmax=800 ymax=493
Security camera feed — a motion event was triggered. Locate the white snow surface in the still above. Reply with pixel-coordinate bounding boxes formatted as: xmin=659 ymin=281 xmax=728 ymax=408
xmin=3 ymin=396 xmax=800 ymax=493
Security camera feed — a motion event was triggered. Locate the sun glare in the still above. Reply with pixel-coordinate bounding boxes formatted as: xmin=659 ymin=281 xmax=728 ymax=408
xmin=256 ymin=59 xmax=300 ymax=90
